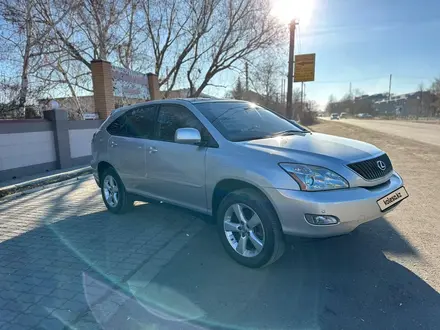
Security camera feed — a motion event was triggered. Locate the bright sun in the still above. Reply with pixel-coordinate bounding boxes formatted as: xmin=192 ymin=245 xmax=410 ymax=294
xmin=271 ymin=0 xmax=315 ymax=28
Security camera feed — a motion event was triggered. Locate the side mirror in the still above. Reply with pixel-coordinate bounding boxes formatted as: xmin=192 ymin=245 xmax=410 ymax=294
xmin=175 ymin=128 xmax=202 ymax=145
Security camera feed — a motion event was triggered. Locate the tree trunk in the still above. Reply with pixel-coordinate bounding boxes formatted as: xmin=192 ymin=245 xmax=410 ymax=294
xmin=17 ymin=0 xmax=33 ymax=118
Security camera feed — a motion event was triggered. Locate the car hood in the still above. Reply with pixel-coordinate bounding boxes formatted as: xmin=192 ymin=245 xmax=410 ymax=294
xmin=240 ymin=132 xmax=382 ymax=164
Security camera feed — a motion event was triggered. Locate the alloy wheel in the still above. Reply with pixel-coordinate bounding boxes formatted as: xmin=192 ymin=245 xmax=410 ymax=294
xmin=223 ymin=203 xmax=265 ymax=258
xmin=103 ymin=175 xmax=119 ymax=207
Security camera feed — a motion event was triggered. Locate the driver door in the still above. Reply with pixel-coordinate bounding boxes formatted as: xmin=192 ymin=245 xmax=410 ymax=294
xmin=145 ymin=104 xmax=208 ymax=212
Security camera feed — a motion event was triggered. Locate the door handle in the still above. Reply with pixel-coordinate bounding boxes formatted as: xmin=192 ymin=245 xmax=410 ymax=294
xmin=110 ymin=141 xmax=118 ymax=148
xmin=149 ymin=146 xmax=158 ymax=154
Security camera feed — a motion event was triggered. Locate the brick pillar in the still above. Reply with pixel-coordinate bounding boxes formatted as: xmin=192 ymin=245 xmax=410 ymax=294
xmin=91 ymin=60 xmax=114 ymax=119
xmin=147 ymin=73 xmax=161 ymax=100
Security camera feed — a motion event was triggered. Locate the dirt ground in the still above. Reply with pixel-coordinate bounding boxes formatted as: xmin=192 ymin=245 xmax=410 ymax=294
xmin=337 ymin=119 xmax=440 ymax=147
xmin=312 ymin=120 xmax=440 ymax=292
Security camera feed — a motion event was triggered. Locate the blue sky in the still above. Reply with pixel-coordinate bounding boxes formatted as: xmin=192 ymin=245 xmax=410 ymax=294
xmin=299 ymin=0 xmax=440 ymax=107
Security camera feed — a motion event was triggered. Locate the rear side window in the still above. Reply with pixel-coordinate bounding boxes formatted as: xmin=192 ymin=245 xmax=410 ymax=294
xmin=107 ymin=106 xmax=157 ymax=138
xmin=156 ymin=105 xmax=203 ymax=142
xmin=107 ymin=114 xmax=126 ymax=135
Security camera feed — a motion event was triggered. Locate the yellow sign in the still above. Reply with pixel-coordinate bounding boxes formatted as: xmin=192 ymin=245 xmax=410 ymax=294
xmin=294 ymin=53 xmax=316 ymax=82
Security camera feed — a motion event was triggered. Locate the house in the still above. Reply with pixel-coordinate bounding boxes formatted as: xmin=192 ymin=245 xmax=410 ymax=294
xmin=372 ymin=91 xmax=434 ymax=116
xmin=38 ymin=88 xmax=216 ymax=119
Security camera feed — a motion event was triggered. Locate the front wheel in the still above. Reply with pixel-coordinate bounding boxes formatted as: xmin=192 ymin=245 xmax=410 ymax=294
xmin=217 ymin=188 xmax=285 ymax=268
xmin=101 ymin=168 xmax=133 ymax=214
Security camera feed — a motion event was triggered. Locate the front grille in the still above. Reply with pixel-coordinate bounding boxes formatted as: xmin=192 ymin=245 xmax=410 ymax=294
xmin=347 ymin=153 xmax=393 ymax=180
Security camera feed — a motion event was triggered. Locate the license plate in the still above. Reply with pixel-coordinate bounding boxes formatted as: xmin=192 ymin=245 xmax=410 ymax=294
xmin=377 ymin=186 xmax=408 ymax=211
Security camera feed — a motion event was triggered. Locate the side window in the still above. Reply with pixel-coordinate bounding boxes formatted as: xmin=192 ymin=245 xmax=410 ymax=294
xmin=157 ymin=105 xmax=203 ymax=142
xmin=125 ymin=106 xmax=157 ymax=139
xmin=107 ymin=113 xmax=128 ymax=136
xmin=106 ymin=106 xmax=157 ymax=138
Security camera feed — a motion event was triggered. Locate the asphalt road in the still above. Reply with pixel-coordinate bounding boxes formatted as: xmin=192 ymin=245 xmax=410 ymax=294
xmin=0 ymin=121 xmax=439 ymax=329
xmin=332 ymin=119 xmax=440 ymax=147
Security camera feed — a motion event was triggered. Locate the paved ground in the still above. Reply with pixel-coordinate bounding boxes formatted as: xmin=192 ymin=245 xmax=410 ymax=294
xmin=0 ymin=179 xmax=205 ymax=329
xmin=333 ymin=119 xmax=440 ymax=147
xmin=0 ymin=121 xmax=439 ymax=329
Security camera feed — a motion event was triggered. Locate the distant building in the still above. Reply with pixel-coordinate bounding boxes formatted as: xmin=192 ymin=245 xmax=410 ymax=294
xmin=38 ymin=88 xmax=215 ymax=119
xmin=327 ymin=91 xmax=435 ymax=117
xmin=38 ymin=95 xmax=146 ymax=119
xmin=371 ymin=91 xmax=434 ymax=116
xmin=161 ymin=88 xmax=214 ymax=99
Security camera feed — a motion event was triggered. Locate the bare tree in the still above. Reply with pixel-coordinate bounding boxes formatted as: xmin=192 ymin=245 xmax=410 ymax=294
xmin=352 ymin=88 xmax=364 ymax=98
xmin=249 ymin=56 xmax=283 ymax=106
xmin=1 ymin=0 xmax=287 ymax=118
xmin=418 ymin=82 xmax=425 ymax=118
xmin=430 ymin=78 xmax=440 ymax=117
xmin=187 ymin=0 xmax=285 ymax=97
xmin=325 ymin=94 xmax=336 ymax=114
xmin=226 ymin=79 xmax=245 ymax=99
xmin=116 ymin=0 xmax=145 ymax=70
xmin=139 ymin=0 xmax=218 ymax=94
xmin=28 ymin=0 xmax=134 ymax=116
xmin=0 ymin=0 xmax=53 ymax=115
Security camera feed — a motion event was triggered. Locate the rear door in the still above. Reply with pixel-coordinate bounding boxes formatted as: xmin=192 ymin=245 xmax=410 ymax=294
xmin=145 ymin=104 xmax=208 ymax=212
xmin=107 ymin=105 xmax=158 ymax=193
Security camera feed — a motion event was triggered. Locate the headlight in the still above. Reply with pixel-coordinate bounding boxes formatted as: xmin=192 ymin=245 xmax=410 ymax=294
xmin=279 ymin=163 xmax=349 ymax=191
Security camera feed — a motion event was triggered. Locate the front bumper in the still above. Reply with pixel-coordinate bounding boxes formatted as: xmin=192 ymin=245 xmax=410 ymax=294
xmin=265 ymin=172 xmax=405 ymax=238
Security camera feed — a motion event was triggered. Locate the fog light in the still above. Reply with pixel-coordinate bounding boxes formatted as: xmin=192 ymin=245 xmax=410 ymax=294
xmin=305 ymin=214 xmax=339 ymax=225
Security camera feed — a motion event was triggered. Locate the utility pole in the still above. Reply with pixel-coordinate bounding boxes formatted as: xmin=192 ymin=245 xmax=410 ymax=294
xmin=245 ymin=62 xmax=249 ymax=92
xmin=304 ymin=83 xmax=307 ymax=112
xmin=280 ymin=79 xmax=284 ymax=104
xmin=300 ymin=82 xmax=304 ymax=116
xmin=388 ymin=74 xmax=392 ymax=102
xmin=286 ymin=19 xmax=298 ymax=119
xmin=349 ymin=82 xmax=352 ymax=99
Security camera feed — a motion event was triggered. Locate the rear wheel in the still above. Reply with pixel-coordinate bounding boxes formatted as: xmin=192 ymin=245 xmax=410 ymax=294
xmin=217 ymin=188 xmax=285 ymax=268
xmin=101 ymin=167 xmax=133 ymax=214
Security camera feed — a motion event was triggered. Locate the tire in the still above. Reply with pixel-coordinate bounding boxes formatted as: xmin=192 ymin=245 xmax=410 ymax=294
xmin=217 ymin=188 xmax=285 ymax=268
xmin=100 ymin=167 xmax=133 ymax=214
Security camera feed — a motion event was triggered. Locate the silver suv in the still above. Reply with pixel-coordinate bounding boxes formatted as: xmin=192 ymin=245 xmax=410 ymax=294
xmin=91 ymin=99 xmax=408 ymax=268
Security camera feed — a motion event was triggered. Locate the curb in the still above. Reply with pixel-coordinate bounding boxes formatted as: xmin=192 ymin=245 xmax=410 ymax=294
xmin=0 ymin=166 xmax=93 ymax=199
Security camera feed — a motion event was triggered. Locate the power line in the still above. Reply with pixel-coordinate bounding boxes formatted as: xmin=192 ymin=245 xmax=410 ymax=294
xmin=313 ymin=75 xmax=434 ymax=85
xmin=312 ymin=76 xmax=388 ymax=84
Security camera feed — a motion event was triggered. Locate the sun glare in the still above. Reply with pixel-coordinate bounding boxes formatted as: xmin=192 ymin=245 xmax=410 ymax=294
xmin=271 ymin=0 xmax=315 ymax=28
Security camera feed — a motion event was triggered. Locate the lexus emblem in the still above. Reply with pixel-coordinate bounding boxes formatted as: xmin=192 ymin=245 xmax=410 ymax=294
xmin=377 ymin=160 xmax=386 ymax=171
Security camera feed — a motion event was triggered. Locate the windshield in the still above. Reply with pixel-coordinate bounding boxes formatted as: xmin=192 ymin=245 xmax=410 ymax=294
xmin=194 ymin=102 xmax=306 ymax=142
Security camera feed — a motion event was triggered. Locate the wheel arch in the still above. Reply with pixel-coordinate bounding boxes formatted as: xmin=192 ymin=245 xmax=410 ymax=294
xmin=97 ymin=161 xmax=114 ymax=181
xmin=211 ymin=179 xmax=277 ymax=218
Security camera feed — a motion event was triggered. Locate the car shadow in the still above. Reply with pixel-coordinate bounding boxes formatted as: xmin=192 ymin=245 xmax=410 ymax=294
xmin=117 ymin=214 xmax=440 ymax=330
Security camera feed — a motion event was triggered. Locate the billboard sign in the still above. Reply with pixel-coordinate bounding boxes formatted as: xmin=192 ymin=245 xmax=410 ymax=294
xmin=112 ymin=66 xmax=150 ymax=100
xmin=294 ymin=53 xmax=316 ymax=82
